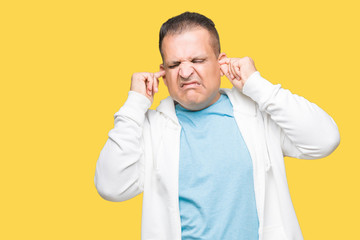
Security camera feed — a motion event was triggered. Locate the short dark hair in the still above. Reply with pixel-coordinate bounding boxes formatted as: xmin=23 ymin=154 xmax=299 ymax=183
xmin=159 ymin=12 xmax=221 ymax=60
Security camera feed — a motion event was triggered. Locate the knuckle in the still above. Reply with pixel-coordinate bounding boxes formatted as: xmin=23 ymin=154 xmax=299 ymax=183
xmin=131 ymin=73 xmax=138 ymax=78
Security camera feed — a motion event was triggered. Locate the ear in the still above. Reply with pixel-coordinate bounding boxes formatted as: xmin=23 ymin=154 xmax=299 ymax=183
xmin=218 ymin=53 xmax=227 ymax=76
xmin=160 ymin=64 xmax=167 ymax=87
xmin=218 ymin=52 xmax=227 ymax=60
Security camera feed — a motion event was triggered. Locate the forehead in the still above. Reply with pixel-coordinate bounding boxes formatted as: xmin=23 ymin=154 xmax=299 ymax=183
xmin=162 ymin=28 xmax=215 ymax=62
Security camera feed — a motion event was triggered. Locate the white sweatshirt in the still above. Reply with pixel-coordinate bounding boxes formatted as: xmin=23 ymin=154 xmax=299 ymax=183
xmin=94 ymin=71 xmax=340 ymax=240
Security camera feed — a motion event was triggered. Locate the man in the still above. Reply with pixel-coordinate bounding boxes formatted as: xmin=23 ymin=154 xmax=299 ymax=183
xmin=94 ymin=12 xmax=340 ymax=240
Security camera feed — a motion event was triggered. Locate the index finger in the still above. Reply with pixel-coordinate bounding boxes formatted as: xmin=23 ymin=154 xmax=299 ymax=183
xmin=218 ymin=58 xmax=230 ymax=65
xmin=154 ymin=70 xmax=165 ymax=78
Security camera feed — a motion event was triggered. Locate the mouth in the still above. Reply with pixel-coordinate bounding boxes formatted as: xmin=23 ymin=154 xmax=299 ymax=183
xmin=180 ymin=81 xmax=201 ymax=88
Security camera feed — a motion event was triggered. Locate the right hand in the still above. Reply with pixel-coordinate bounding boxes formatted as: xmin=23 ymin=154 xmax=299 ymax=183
xmin=130 ymin=70 xmax=165 ymax=102
xmin=219 ymin=56 xmax=257 ymax=92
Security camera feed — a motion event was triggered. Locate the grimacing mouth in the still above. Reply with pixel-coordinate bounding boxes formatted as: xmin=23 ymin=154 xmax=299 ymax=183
xmin=180 ymin=81 xmax=201 ymax=88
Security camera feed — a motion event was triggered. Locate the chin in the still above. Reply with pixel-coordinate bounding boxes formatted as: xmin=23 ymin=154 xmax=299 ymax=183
xmin=178 ymin=99 xmax=210 ymax=111
xmin=175 ymin=95 xmax=203 ymax=110
xmin=172 ymin=90 xmax=219 ymax=110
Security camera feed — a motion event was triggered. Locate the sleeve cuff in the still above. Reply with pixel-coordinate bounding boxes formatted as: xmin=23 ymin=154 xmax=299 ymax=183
xmin=114 ymin=91 xmax=151 ymax=125
xmin=242 ymin=71 xmax=281 ymax=109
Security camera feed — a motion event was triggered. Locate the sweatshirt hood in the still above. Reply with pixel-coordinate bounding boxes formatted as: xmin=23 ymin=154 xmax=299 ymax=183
xmin=156 ymin=88 xmax=257 ymax=121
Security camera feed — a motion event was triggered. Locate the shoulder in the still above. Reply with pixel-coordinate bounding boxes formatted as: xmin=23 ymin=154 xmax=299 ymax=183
xmin=220 ymin=87 xmax=258 ymax=117
xmin=145 ymin=96 xmax=179 ymax=127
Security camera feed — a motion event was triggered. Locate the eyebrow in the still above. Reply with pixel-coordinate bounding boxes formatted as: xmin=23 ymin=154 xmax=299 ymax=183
xmin=167 ymin=61 xmax=181 ymax=66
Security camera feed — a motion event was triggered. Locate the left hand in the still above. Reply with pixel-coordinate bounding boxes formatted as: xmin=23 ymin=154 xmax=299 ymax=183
xmin=219 ymin=56 xmax=257 ymax=91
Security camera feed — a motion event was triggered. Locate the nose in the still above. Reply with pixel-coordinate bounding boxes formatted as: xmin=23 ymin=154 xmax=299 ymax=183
xmin=179 ymin=62 xmax=194 ymax=79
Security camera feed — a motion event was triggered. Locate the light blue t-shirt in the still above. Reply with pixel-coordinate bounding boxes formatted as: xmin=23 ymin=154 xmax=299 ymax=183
xmin=175 ymin=94 xmax=259 ymax=240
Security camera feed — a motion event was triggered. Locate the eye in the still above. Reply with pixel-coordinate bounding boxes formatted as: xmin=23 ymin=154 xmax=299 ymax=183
xmin=192 ymin=59 xmax=205 ymax=63
xmin=168 ymin=63 xmax=180 ymax=69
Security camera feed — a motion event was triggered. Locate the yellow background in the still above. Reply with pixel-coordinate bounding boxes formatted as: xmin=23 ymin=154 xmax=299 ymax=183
xmin=1 ymin=0 xmax=359 ymax=239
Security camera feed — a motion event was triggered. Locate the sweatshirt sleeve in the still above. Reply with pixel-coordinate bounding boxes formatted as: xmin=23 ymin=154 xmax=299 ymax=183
xmin=242 ymin=71 xmax=340 ymax=159
xmin=94 ymin=91 xmax=151 ymax=201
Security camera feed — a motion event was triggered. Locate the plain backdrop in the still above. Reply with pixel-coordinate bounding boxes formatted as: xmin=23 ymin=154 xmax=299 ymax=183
xmin=1 ymin=0 xmax=359 ymax=239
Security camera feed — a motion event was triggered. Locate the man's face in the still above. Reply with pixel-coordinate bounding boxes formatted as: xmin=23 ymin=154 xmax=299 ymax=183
xmin=160 ymin=28 xmax=225 ymax=111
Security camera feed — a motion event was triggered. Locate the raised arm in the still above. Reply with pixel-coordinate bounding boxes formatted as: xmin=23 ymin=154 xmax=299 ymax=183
xmin=220 ymin=56 xmax=340 ymax=159
xmin=243 ymin=71 xmax=340 ymax=159
xmin=94 ymin=71 xmax=164 ymax=202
